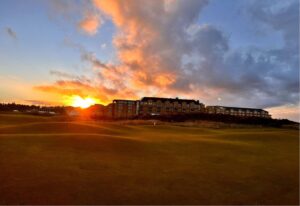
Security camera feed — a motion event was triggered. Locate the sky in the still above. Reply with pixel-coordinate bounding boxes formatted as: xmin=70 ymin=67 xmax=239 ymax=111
xmin=0 ymin=0 xmax=299 ymax=121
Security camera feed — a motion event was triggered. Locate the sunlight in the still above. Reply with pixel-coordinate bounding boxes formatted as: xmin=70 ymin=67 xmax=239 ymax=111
xmin=65 ymin=95 xmax=99 ymax=109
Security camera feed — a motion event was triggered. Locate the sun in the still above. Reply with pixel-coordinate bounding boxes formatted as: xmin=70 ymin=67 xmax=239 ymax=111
xmin=65 ymin=95 xmax=99 ymax=109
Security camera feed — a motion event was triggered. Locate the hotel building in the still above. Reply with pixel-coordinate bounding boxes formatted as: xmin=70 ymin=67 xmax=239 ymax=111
xmin=206 ymin=106 xmax=271 ymax=118
xmin=138 ymin=97 xmax=205 ymax=116
xmin=99 ymin=97 xmax=271 ymax=119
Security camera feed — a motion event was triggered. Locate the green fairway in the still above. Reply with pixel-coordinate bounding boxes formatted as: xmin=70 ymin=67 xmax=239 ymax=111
xmin=0 ymin=114 xmax=298 ymax=205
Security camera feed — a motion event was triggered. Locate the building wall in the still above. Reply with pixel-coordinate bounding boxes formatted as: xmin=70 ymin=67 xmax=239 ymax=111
xmin=138 ymin=98 xmax=205 ymax=116
xmin=101 ymin=98 xmax=271 ymax=119
xmin=206 ymin=106 xmax=271 ymax=118
xmin=112 ymin=100 xmax=138 ymax=119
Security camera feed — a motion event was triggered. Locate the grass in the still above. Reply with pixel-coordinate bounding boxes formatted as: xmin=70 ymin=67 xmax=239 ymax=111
xmin=0 ymin=113 xmax=298 ymax=205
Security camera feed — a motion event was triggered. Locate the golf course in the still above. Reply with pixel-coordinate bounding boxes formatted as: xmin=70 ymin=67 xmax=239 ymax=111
xmin=0 ymin=113 xmax=298 ymax=205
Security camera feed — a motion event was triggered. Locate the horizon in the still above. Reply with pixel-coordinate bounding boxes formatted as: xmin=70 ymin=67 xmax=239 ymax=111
xmin=3 ymin=97 xmax=299 ymax=124
xmin=0 ymin=0 xmax=299 ymax=121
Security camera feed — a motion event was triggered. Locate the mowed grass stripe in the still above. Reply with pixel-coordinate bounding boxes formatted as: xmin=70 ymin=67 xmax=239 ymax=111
xmin=0 ymin=133 xmax=255 ymax=146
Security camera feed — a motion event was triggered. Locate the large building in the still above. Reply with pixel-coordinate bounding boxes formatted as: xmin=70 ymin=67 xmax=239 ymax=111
xmin=206 ymin=106 xmax=271 ymax=118
xmin=109 ymin=97 xmax=204 ymax=118
xmin=92 ymin=96 xmax=271 ymax=119
xmin=138 ymin=97 xmax=205 ymax=116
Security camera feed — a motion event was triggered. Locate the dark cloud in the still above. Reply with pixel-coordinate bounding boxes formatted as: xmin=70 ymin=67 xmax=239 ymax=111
xmin=80 ymin=52 xmax=110 ymax=69
xmin=50 ymin=69 xmax=91 ymax=83
xmin=5 ymin=27 xmax=17 ymax=40
xmin=169 ymin=0 xmax=299 ymax=108
xmin=63 ymin=37 xmax=111 ymax=69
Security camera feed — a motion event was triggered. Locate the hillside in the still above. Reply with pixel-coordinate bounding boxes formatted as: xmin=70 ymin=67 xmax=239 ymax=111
xmin=0 ymin=113 xmax=298 ymax=204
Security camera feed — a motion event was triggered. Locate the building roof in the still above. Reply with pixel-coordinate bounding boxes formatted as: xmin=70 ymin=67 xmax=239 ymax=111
xmin=113 ymin=99 xmax=137 ymax=102
xmin=141 ymin=97 xmax=201 ymax=104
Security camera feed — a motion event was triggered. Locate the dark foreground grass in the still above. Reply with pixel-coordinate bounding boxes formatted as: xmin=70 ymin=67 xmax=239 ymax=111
xmin=0 ymin=114 xmax=298 ymax=205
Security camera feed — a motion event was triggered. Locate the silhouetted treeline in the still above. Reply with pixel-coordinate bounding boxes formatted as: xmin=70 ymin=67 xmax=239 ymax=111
xmin=0 ymin=103 xmax=66 ymax=114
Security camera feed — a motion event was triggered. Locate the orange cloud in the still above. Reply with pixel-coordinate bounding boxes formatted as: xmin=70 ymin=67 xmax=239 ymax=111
xmin=155 ymin=74 xmax=176 ymax=87
xmin=34 ymin=78 xmax=139 ymax=106
xmin=34 ymin=85 xmax=84 ymax=97
xmin=35 ymin=80 xmax=103 ymax=98
xmin=92 ymin=1 xmax=180 ymax=92
xmin=37 ymin=1 xmax=216 ymax=105
xmin=93 ymin=0 xmax=124 ymax=26
xmin=36 ymin=1 xmax=206 ymax=104
xmin=78 ymin=14 xmax=101 ymax=35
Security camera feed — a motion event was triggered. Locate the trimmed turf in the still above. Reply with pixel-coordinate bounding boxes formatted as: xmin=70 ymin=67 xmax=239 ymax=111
xmin=0 ymin=114 xmax=298 ymax=204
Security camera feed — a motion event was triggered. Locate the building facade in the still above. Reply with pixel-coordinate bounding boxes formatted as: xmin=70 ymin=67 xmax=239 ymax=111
xmin=206 ymin=106 xmax=271 ymax=118
xmin=138 ymin=97 xmax=205 ymax=116
xmin=111 ymin=100 xmax=139 ymax=118
xmin=92 ymin=97 xmax=271 ymax=119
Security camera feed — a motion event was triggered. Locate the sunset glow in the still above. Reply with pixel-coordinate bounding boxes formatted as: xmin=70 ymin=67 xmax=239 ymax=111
xmin=65 ymin=95 xmax=99 ymax=109
xmin=0 ymin=0 xmax=298 ymax=121
xmin=0 ymin=1 xmax=299 ymax=204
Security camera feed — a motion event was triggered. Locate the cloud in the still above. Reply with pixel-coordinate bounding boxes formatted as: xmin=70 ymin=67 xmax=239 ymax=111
xmin=50 ymin=69 xmax=90 ymax=82
xmin=78 ymin=13 xmax=102 ymax=35
xmin=80 ymin=52 xmax=111 ymax=69
xmin=267 ymin=103 xmax=300 ymax=122
xmin=35 ymin=75 xmax=138 ymax=105
xmin=38 ymin=0 xmax=298 ymax=118
xmin=92 ymin=0 xmax=209 ymax=95
xmin=63 ymin=37 xmax=111 ymax=70
xmin=48 ymin=0 xmax=102 ymax=35
xmin=50 ymin=70 xmax=80 ymax=79
xmin=5 ymin=27 xmax=17 ymax=40
xmin=47 ymin=0 xmax=81 ymax=22
xmin=101 ymin=43 xmax=106 ymax=49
